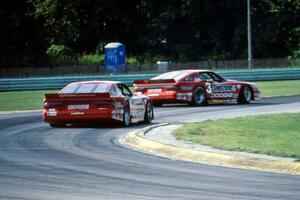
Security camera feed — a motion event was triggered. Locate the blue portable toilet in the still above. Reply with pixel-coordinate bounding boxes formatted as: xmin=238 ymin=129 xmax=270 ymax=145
xmin=104 ymin=42 xmax=126 ymax=73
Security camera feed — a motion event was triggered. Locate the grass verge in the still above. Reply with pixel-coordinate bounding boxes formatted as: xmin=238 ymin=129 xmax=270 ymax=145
xmin=0 ymin=90 xmax=57 ymax=111
xmin=174 ymin=113 xmax=300 ymax=159
xmin=255 ymin=79 xmax=300 ymax=97
xmin=0 ymin=79 xmax=300 ymax=111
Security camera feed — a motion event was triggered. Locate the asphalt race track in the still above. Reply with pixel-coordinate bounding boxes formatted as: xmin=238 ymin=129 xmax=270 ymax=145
xmin=1 ymin=96 xmax=300 ymax=200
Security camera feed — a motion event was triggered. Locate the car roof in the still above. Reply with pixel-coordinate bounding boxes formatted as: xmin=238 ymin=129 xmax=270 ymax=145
xmin=168 ymin=69 xmax=213 ymax=73
xmin=67 ymin=81 xmax=121 ymax=85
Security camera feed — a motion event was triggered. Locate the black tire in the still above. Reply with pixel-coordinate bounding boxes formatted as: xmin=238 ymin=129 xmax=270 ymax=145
xmin=122 ymin=101 xmax=131 ymax=127
xmin=238 ymin=86 xmax=252 ymax=104
xmin=49 ymin=123 xmax=66 ymax=128
xmin=144 ymin=101 xmax=154 ymax=123
xmin=192 ymin=86 xmax=207 ymax=106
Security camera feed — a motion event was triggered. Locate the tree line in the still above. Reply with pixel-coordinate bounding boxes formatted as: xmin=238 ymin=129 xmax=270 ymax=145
xmin=1 ymin=0 xmax=299 ymax=67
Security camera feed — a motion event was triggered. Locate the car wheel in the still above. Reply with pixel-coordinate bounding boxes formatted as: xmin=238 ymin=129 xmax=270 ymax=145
xmin=238 ymin=86 xmax=252 ymax=104
xmin=192 ymin=86 xmax=207 ymax=106
xmin=49 ymin=123 xmax=66 ymax=128
xmin=144 ymin=101 xmax=154 ymax=123
xmin=123 ymin=101 xmax=131 ymax=127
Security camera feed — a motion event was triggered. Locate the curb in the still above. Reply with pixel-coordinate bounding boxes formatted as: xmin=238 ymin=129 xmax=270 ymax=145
xmin=121 ymin=124 xmax=300 ymax=175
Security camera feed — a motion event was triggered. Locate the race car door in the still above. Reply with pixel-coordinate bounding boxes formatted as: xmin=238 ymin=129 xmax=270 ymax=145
xmin=117 ymin=83 xmax=145 ymax=122
xmin=199 ymin=72 xmax=238 ymax=102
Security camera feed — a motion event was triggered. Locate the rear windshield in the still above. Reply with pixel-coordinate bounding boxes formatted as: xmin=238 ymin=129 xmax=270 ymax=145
xmin=59 ymin=83 xmax=108 ymax=93
xmin=152 ymin=71 xmax=190 ymax=81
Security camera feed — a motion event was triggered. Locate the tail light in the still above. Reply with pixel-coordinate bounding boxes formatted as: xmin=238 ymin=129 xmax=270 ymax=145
xmin=43 ymin=102 xmax=49 ymax=109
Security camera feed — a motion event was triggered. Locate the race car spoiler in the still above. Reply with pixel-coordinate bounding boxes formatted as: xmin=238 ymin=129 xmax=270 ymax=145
xmin=45 ymin=93 xmax=111 ymax=99
xmin=134 ymin=79 xmax=176 ymax=84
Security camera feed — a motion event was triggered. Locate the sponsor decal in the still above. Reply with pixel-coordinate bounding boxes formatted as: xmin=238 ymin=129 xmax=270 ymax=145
xmin=211 ymin=93 xmax=236 ymax=98
xmin=206 ymin=83 xmax=212 ymax=93
xmin=68 ymin=104 xmax=89 ymax=110
xmin=212 ymin=84 xmax=236 ymax=92
xmin=70 ymin=112 xmax=84 ymax=115
xmin=47 ymin=111 xmax=57 ymax=116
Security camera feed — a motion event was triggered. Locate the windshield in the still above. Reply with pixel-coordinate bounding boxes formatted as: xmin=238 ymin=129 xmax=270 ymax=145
xmin=152 ymin=71 xmax=190 ymax=81
xmin=59 ymin=83 xmax=108 ymax=93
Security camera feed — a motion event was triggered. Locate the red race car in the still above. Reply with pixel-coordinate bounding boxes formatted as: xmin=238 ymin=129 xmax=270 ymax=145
xmin=133 ymin=70 xmax=260 ymax=106
xmin=43 ymin=81 xmax=154 ymax=127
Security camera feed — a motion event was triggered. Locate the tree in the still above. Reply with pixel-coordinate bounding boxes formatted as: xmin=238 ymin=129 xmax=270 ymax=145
xmin=0 ymin=0 xmax=46 ymax=67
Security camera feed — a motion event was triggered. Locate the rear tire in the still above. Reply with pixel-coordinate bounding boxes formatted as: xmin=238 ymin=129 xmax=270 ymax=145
xmin=238 ymin=86 xmax=252 ymax=104
xmin=144 ymin=101 xmax=154 ymax=123
xmin=192 ymin=86 xmax=207 ymax=106
xmin=122 ymin=101 xmax=131 ymax=127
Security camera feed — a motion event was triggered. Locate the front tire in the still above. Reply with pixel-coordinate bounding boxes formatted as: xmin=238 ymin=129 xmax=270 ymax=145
xmin=192 ymin=86 xmax=207 ymax=106
xmin=144 ymin=101 xmax=154 ymax=123
xmin=238 ymin=86 xmax=252 ymax=104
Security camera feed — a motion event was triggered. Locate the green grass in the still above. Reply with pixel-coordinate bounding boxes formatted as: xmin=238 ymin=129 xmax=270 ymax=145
xmin=174 ymin=113 xmax=300 ymax=159
xmin=0 ymin=79 xmax=300 ymax=111
xmin=0 ymin=90 xmax=57 ymax=111
xmin=255 ymin=80 xmax=300 ymax=97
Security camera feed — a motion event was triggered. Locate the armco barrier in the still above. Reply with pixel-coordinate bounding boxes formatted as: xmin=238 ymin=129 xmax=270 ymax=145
xmin=0 ymin=68 xmax=300 ymax=91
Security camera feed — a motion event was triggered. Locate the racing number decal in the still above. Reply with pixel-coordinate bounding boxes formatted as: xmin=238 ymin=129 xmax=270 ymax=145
xmin=205 ymin=82 xmax=212 ymax=93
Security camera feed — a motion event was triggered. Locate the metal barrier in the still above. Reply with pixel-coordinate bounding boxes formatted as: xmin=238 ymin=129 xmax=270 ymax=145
xmin=1 ymin=68 xmax=300 ymax=91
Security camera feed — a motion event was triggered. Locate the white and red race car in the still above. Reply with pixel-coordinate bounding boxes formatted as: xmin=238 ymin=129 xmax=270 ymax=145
xmin=134 ymin=70 xmax=260 ymax=106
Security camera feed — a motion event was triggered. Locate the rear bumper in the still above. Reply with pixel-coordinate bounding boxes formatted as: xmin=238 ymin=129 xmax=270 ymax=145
xmin=43 ymin=108 xmax=124 ymax=124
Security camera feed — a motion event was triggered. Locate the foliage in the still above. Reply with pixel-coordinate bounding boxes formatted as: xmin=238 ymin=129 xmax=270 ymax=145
xmin=1 ymin=0 xmax=300 ymax=67
xmin=78 ymin=54 xmax=105 ymax=66
xmin=46 ymin=44 xmax=74 ymax=66
xmin=126 ymin=57 xmax=140 ymax=66
xmin=288 ymin=44 xmax=300 ymax=65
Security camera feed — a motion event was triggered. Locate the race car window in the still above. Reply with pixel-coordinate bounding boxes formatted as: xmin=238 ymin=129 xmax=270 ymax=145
xmin=152 ymin=71 xmax=178 ymax=80
xmin=199 ymin=73 xmax=214 ymax=82
xmin=209 ymin=72 xmax=225 ymax=82
xmin=118 ymin=84 xmax=132 ymax=96
xmin=183 ymin=74 xmax=194 ymax=81
xmin=60 ymin=83 xmax=107 ymax=93
xmin=152 ymin=71 xmax=190 ymax=81
xmin=93 ymin=84 xmax=108 ymax=93
xmin=110 ymin=85 xmax=120 ymax=96
xmin=76 ymin=84 xmax=98 ymax=93
xmin=59 ymin=83 xmax=80 ymax=93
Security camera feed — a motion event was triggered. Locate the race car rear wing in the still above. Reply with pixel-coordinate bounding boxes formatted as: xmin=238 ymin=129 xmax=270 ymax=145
xmin=134 ymin=79 xmax=176 ymax=84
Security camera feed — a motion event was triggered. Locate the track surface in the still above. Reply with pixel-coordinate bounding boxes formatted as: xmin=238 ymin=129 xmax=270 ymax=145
xmin=1 ymin=96 xmax=300 ymax=200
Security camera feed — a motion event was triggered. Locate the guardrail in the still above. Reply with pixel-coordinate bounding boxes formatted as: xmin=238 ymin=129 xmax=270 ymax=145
xmin=1 ymin=68 xmax=300 ymax=91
